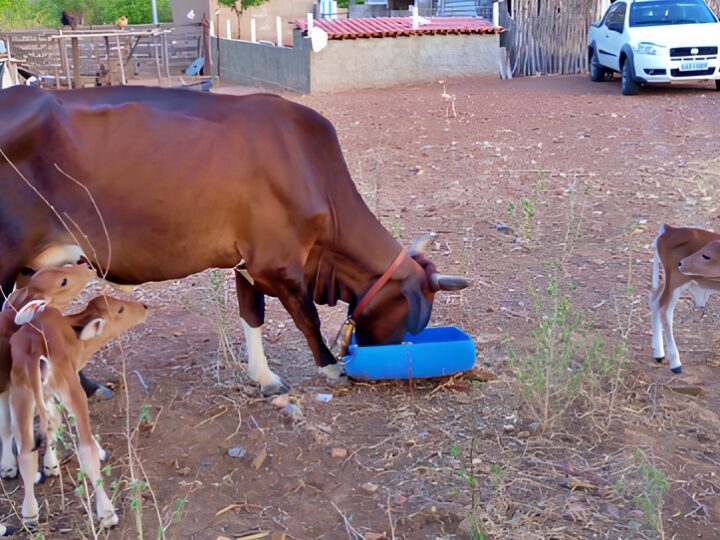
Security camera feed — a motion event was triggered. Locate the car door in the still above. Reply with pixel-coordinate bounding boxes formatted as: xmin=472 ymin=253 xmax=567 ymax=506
xmin=598 ymin=1 xmax=628 ymax=71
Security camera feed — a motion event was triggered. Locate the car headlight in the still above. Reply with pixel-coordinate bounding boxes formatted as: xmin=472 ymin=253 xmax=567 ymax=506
xmin=634 ymin=42 xmax=666 ymax=55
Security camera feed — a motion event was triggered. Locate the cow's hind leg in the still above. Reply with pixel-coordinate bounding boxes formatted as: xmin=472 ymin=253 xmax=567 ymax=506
xmin=660 ymin=283 xmax=689 ymax=374
xmin=0 ymin=392 xmax=17 ymax=479
xmin=235 ymin=270 xmax=288 ymax=395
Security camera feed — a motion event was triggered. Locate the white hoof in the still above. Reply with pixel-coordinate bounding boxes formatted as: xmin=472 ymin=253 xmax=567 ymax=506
xmin=100 ymin=512 xmax=119 ymax=529
xmin=0 ymin=465 xmax=17 ymax=479
xmin=255 ymin=371 xmax=289 ymax=396
xmin=97 ymin=447 xmax=108 ymax=461
xmin=318 ymin=363 xmax=347 ymax=380
xmin=43 ymin=464 xmax=60 ymax=477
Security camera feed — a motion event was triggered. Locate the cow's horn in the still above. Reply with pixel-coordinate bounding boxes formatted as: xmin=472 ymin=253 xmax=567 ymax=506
xmin=430 ymin=273 xmax=470 ymax=291
xmin=408 ymin=233 xmax=436 ymax=256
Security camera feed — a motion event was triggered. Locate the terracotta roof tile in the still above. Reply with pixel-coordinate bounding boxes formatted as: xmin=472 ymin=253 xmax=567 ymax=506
xmin=295 ymin=17 xmax=502 ymax=40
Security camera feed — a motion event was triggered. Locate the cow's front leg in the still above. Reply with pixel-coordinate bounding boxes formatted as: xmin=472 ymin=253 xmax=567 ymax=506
xmin=9 ymin=385 xmax=40 ymax=529
xmin=235 ymin=270 xmax=288 ymax=395
xmin=0 ymin=392 xmax=17 ymax=479
xmin=271 ymin=271 xmax=346 ymax=381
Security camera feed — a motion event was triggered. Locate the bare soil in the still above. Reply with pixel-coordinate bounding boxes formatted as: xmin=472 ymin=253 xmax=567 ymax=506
xmin=3 ymin=74 xmax=720 ymax=539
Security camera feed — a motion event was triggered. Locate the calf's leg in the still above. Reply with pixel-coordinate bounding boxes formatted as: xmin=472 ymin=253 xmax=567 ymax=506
xmin=9 ymin=385 xmax=39 ymax=528
xmin=0 ymin=392 xmax=16 ymax=479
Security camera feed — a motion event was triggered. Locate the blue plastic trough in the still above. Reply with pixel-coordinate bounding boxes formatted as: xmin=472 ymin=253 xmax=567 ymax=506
xmin=343 ymin=326 xmax=476 ymax=381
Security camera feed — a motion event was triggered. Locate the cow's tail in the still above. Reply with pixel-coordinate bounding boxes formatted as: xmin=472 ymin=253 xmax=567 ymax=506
xmin=30 ymin=355 xmax=50 ymax=452
xmin=651 ymin=224 xmax=666 ymax=290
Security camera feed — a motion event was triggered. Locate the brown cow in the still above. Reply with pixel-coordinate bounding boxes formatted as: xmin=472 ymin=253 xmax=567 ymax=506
xmin=0 ymin=264 xmax=97 ymax=480
xmin=10 ymin=296 xmax=148 ymax=529
xmin=0 ymin=85 xmax=468 ymax=395
xmin=649 ymin=224 xmax=720 ymax=373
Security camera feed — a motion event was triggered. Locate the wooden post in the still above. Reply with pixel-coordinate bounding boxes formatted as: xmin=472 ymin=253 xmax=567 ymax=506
xmin=114 ymin=34 xmax=126 ymax=84
xmin=153 ymin=34 xmax=162 ymax=85
xmin=250 ymin=19 xmax=256 ymax=43
xmin=71 ymin=36 xmax=81 ymax=88
xmin=276 ymin=17 xmax=283 ymax=46
xmin=162 ymin=33 xmax=171 ymax=84
xmin=59 ymin=35 xmax=72 ymax=88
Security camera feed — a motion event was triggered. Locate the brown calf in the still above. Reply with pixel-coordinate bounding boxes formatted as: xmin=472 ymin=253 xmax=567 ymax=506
xmin=649 ymin=224 xmax=720 ymax=373
xmin=9 ymin=296 xmax=148 ymax=529
xmin=1 ymin=264 xmax=96 ymax=479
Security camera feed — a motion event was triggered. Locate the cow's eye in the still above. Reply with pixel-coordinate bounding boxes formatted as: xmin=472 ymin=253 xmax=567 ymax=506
xmin=703 ymin=254 xmax=711 ymax=261
xmin=61 ymin=278 xmax=68 ymax=287
xmin=118 ymin=306 xmax=125 ymax=314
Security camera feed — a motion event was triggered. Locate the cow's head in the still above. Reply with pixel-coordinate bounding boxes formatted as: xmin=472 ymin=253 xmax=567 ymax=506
xmin=353 ymin=235 xmax=469 ymax=346
xmin=678 ymin=240 xmax=720 ymax=278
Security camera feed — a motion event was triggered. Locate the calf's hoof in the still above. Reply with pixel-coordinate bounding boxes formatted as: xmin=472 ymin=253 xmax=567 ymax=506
xmin=100 ymin=512 xmax=119 ymax=529
xmin=0 ymin=524 xmax=19 ymax=536
xmin=671 ymin=366 xmax=682 ymax=374
xmin=0 ymin=466 xmax=17 ymax=479
xmin=43 ymin=464 xmax=60 ymax=477
xmin=92 ymin=385 xmax=113 ymax=401
xmin=34 ymin=470 xmax=46 ymax=484
xmin=654 ymin=356 xmax=665 ymax=363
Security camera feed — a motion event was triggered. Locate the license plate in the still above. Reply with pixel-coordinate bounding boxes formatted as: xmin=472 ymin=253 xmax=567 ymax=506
xmin=680 ymin=61 xmax=708 ymax=71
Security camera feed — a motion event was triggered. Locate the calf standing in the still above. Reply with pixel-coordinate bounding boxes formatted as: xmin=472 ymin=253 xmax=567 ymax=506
xmin=10 ymin=296 xmax=148 ymax=529
xmin=1 ymin=264 xmax=96 ymax=479
xmin=650 ymin=224 xmax=720 ymax=373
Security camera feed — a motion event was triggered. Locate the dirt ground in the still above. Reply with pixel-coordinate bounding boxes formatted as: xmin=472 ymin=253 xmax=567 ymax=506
xmin=3 ymin=74 xmax=720 ymax=539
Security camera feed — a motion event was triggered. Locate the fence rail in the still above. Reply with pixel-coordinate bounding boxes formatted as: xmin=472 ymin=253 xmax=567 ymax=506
xmin=1 ymin=22 xmax=202 ymax=86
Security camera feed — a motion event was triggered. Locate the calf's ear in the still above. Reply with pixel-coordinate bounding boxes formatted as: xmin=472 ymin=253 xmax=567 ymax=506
xmin=3 ymin=288 xmax=26 ymax=312
xmin=14 ymin=299 xmax=49 ymax=325
xmin=79 ymin=318 xmax=106 ymax=341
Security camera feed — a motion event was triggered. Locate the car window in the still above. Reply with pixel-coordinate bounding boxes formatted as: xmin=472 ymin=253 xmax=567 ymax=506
xmin=603 ymin=2 xmax=621 ymax=26
xmin=629 ymin=0 xmax=718 ymax=26
xmin=606 ymin=2 xmax=627 ymax=31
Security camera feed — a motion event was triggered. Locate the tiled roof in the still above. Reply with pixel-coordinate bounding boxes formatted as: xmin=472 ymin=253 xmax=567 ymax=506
xmin=294 ymin=17 xmax=502 ymax=40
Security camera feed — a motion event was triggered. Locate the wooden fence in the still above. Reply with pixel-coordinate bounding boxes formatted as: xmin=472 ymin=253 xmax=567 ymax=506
xmin=1 ymin=22 xmax=203 ymax=86
xmin=502 ymin=0 xmax=720 ymax=77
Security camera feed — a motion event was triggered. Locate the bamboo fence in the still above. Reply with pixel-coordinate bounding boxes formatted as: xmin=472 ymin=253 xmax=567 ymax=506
xmin=504 ymin=0 xmax=720 ymax=77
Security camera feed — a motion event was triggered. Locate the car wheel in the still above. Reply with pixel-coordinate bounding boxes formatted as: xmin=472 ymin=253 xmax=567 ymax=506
xmin=590 ymin=49 xmax=606 ymax=82
xmin=716 ymin=80 xmax=720 ymax=91
xmin=621 ymin=60 xmax=639 ymax=95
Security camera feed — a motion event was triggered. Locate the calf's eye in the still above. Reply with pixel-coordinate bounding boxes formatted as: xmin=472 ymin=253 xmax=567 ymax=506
xmin=118 ymin=306 xmax=125 ymax=314
xmin=61 ymin=278 xmax=68 ymax=287
xmin=703 ymin=254 xmax=711 ymax=261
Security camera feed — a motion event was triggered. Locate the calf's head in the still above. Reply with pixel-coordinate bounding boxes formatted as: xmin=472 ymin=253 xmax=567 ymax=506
xmin=679 ymin=240 xmax=720 ymax=279
xmin=72 ymin=296 xmax=149 ymax=343
xmin=4 ymin=263 xmax=97 ymax=323
xmin=353 ymin=236 xmax=469 ymax=346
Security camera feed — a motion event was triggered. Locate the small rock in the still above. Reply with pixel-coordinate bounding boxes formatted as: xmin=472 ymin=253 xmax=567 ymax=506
xmin=495 ymin=222 xmax=510 ymax=233
xmin=227 ymin=447 xmax=247 ymax=459
xmin=217 ymin=536 xmax=232 ymax=540
xmin=518 ymin=431 xmax=530 ymax=439
xmin=458 ymin=517 xmax=473 ymax=534
xmin=481 ymin=407 xmax=492 ymax=416
xmin=316 ymin=393 xmax=333 ymax=402
xmin=178 ymin=466 xmax=192 ymax=476
xmin=361 ymin=482 xmax=379 ymax=493
xmin=331 ymin=447 xmax=348 ymax=459
xmin=394 ymin=493 xmax=408 ymax=506
xmin=271 ymin=394 xmax=290 ymax=409
xmin=669 ymin=385 xmax=705 ymax=397
xmin=271 ymin=533 xmax=287 ymax=540
xmin=281 ymin=404 xmax=304 ymax=421
xmin=364 ymin=533 xmax=386 ymax=540
xmin=528 ymin=421 xmax=541 ymax=433
xmin=252 ymin=448 xmax=268 ymax=470
xmin=503 ymin=424 xmax=516 ymax=433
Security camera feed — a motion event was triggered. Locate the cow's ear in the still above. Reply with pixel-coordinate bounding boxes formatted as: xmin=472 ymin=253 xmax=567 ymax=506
xmin=14 ymin=299 xmax=49 ymax=325
xmin=79 ymin=318 xmax=105 ymax=341
xmin=401 ymin=276 xmax=432 ymax=336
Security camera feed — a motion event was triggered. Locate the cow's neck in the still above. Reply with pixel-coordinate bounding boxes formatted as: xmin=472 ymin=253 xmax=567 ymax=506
xmin=311 ymin=201 xmax=404 ymax=306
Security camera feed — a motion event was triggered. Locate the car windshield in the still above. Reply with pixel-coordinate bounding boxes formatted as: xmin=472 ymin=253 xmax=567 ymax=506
xmin=629 ymin=0 xmax=718 ymax=26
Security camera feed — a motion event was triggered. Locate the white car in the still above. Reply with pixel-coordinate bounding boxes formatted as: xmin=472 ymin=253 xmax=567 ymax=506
xmin=588 ymin=0 xmax=720 ymax=94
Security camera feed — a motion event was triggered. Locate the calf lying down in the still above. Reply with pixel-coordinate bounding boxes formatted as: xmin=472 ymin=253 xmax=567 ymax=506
xmin=10 ymin=296 xmax=148 ymax=529
xmin=650 ymin=224 xmax=720 ymax=373
xmin=1 ymin=264 xmax=97 ymax=480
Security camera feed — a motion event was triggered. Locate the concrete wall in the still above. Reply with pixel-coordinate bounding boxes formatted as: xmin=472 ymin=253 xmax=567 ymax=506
xmin=310 ymin=33 xmax=501 ymax=93
xmin=213 ymin=30 xmax=500 ymax=94
xmin=211 ymin=34 xmax=310 ymax=92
